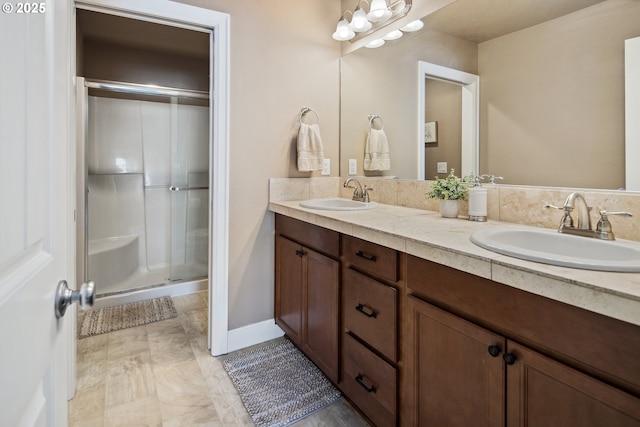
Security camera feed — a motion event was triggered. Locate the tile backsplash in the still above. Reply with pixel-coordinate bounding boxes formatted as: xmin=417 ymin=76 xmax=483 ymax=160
xmin=269 ymin=177 xmax=640 ymax=242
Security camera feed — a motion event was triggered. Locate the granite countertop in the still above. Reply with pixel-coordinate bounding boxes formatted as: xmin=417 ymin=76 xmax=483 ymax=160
xmin=269 ymin=199 xmax=640 ymax=327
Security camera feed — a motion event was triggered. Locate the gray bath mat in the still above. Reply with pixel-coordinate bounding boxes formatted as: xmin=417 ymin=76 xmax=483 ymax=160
xmin=223 ymin=338 xmax=342 ymax=427
xmin=79 ymin=296 xmax=178 ymax=338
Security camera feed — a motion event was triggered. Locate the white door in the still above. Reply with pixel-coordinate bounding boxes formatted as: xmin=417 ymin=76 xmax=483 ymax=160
xmin=0 ymin=1 xmax=74 ymax=426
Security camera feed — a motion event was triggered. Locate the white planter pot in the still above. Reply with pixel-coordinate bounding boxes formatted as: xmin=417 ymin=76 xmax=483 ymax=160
xmin=439 ymin=199 xmax=460 ymax=218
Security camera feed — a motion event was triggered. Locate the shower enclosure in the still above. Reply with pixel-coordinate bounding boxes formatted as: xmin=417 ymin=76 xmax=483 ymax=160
xmin=77 ymin=78 xmax=210 ymax=299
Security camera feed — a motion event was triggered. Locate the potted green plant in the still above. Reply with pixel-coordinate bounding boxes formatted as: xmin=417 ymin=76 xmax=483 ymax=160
xmin=427 ymin=169 xmax=469 ymax=218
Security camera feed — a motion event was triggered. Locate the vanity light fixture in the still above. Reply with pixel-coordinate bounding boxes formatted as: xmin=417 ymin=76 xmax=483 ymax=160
xmin=334 ymin=0 xmax=413 ymax=44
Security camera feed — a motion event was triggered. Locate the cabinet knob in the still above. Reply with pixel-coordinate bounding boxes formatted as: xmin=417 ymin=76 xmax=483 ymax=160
xmin=487 ymin=345 xmax=501 ymax=357
xmin=503 ymin=352 xmax=516 ymax=365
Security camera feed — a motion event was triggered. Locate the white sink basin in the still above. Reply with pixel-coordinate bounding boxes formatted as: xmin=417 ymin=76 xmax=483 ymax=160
xmin=299 ymin=198 xmax=378 ymax=211
xmin=470 ymin=227 xmax=640 ymax=272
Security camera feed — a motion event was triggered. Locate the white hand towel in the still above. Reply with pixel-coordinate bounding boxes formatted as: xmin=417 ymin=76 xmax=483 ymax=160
xmin=364 ymin=128 xmax=391 ymax=171
xmin=297 ymin=123 xmax=325 ymax=171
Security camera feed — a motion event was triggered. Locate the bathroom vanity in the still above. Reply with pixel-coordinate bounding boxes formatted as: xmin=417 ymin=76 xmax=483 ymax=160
xmin=271 ymin=201 xmax=640 ymax=426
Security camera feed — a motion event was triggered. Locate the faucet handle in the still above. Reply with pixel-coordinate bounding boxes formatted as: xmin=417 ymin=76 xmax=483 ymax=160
xmin=595 ymin=210 xmax=632 ymax=240
xmin=483 ymin=174 xmax=504 ymax=184
xmin=543 ymin=203 xmax=564 ymax=210
xmin=544 ymin=203 xmax=574 ymax=228
xmin=363 ymin=185 xmax=374 ymax=203
xmin=544 ymin=203 xmax=573 ymax=214
xmin=599 ymin=210 xmax=632 ymax=218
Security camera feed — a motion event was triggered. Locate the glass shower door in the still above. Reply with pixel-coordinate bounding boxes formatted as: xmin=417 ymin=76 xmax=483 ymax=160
xmin=169 ymin=98 xmax=210 ymax=282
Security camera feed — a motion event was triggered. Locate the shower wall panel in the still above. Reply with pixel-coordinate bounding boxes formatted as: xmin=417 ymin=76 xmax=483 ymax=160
xmin=87 ymin=174 xmax=147 ymax=266
xmin=88 ymin=96 xmax=143 ymax=174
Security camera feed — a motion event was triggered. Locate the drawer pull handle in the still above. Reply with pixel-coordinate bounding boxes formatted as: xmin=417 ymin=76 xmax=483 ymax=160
xmin=295 ymin=249 xmax=306 ymax=257
xmin=355 ymin=374 xmax=377 ymax=393
xmin=355 ymin=250 xmax=377 ymax=262
xmin=355 ymin=303 xmax=377 ymax=318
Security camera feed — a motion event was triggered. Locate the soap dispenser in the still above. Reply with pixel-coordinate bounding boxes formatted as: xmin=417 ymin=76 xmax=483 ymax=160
xmin=468 ymin=175 xmax=488 ymax=222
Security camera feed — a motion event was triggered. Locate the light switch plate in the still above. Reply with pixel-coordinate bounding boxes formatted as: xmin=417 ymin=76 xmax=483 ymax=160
xmin=349 ymin=159 xmax=357 ymax=175
xmin=322 ymin=159 xmax=330 ymax=175
xmin=437 ymin=162 xmax=448 ymax=174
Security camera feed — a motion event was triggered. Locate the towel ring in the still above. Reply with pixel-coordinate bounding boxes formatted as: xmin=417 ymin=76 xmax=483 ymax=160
xmin=368 ymin=114 xmax=384 ymax=130
xmin=299 ymin=107 xmax=319 ymax=125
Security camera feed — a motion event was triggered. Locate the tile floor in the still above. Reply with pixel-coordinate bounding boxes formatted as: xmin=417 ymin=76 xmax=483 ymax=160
xmin=69 ymin=291 xmax=369 ymax=426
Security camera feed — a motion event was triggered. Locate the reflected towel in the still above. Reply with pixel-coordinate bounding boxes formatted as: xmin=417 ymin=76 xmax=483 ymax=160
xmin=364 ymin=128 xmax=391 ymax=171
xmin=297 ymin=123 xmax=325 ymax=171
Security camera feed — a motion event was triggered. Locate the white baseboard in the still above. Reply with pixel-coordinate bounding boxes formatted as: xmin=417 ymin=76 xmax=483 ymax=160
xmin=227 ymin=319 xmax=284 ymax=353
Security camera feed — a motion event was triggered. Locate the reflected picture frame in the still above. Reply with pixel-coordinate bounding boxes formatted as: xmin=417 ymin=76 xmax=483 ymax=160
xmin=425 ymin=121 xmax=438 ymax=143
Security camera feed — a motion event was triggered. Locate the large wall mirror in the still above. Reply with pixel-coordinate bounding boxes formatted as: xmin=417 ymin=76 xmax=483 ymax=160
xmin=340 ymin=0 xmax=640 ymax=190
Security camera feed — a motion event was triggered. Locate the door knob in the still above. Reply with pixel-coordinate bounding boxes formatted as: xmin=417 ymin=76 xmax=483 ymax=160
xmin=55 ymin=280 xmax=95 ymax=319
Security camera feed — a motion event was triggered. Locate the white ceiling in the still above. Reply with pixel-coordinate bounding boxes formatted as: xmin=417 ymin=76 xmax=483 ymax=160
xmin=420 ymin=0 xmax=606 ymax=43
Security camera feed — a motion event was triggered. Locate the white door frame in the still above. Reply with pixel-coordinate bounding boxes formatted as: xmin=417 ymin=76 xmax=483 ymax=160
xmin=74 ymin=0 xmax=230 ymax=355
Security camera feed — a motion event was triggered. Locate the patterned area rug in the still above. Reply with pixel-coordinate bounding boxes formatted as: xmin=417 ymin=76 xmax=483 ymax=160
xmin=223 ymin=338 xmax=342 ymax=427
xmin=79 ymin=296 xmax=177 ymax=338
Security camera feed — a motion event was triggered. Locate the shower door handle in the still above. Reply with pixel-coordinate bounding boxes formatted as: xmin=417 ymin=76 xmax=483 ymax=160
xmin=54 ymin=280 xmax=96 ymax=319
xmin=169 ymin=186 xmax=208 ymax=191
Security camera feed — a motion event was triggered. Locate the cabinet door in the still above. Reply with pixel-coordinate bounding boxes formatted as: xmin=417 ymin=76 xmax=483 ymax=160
xmin=406 ymin=296 xmax=506 ymax=427
xmin=506 ymin=340 xmax=640 ymax=427
xmin=304 ymin=248 xmax=340 ymax=383
xmin=275 ymin=235 xmax=303 ymax=346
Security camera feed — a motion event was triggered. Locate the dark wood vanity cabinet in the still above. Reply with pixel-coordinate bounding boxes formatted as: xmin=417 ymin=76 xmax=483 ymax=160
xmin=275 ymin=214 xmax=640 ymax=426
xmin=406 ymin=255 xmax=640 ymax=427
xmin=275 ymin=215 xmax=340 ymax=383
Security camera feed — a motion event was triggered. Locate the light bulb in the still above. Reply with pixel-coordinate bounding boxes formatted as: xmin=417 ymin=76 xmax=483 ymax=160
xmin=349 ymin=6 xmax=372 ymax=32
xmin=383 ymin=29 xmax=403 ymax=41
xmin=365 ymin=39 xmax=385 ymax=48
xmin=367 ymin=0 xmax=391 ymax=22
xmin=332 ymin=17 xmax=355 ymax=41
xmin=400 ymin=19 xmax=424 ymax=32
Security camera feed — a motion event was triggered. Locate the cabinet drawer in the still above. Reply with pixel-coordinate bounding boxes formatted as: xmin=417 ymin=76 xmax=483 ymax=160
xmin=276 ymin=214 xmax=339 ymax=258
xmin=342 ymin=235 xmax=398 ymax=282
xmin=343 ymin=333 xmax=397 ymax=427
xmin=343 ymin=268 xmax=397 ymax=361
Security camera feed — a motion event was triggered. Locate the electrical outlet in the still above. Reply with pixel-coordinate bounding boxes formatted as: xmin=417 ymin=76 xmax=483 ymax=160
xmin=322 ymin=159 xmax=330 ymax=175
xmin=437 ymin=162 xmax=448 ymax=174
xmin=349 ymin=159 xmax=357 ymax=175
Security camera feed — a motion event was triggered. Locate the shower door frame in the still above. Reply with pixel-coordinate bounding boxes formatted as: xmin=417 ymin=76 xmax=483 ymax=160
xmin=80 ymin=78 xmax=211 ymax=290
xmin=75 ymin=0 xmax=230 ymax=357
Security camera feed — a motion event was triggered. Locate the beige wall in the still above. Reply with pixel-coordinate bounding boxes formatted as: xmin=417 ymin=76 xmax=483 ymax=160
xmin=479 ymin=0 xmax=640 ymax=189
xmin=341 ymin=29 xmax=478 ymax=178
xmin=425 ymin=79 xmax=462 ymax=179
xmin=176 ymin=0 xmax=341 ymax=329
xmin=81 ymin=39 xmax=209 ymax=91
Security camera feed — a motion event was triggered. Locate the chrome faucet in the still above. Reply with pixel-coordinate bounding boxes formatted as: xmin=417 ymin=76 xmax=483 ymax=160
xmin=343 ymin=178 xmax=373 ymax=202
xmin=544 ymin=192 xmax=632 ymax=240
